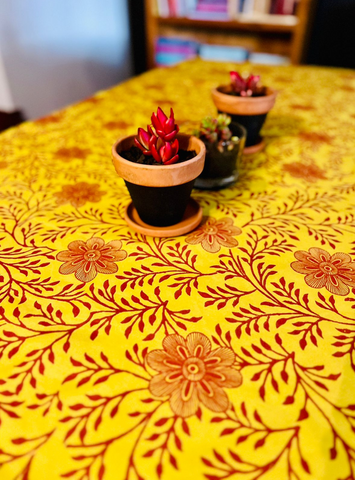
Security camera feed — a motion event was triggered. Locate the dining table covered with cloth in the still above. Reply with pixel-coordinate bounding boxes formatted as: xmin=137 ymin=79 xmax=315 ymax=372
xmin=1 ymin=59 xmax=355 ymax=480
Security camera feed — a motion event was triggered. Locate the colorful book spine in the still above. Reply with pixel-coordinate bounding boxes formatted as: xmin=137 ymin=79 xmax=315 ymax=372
xmin=271 ymin=0 xmax=285 ymax=14
xmin=156 ymin=0 xmax=170 ymax=16
xmin=282 ymin=0 xmax=295 ymax=14
xmin=241 ymin=0 xmax=255 ymax=14
xmin=239 ymin=0 xmax=246 ymax=12
xmin=157 ymin=0 xmax=297 ymax=20
xmin=155 ymin=37 xmax=198 ymax=66
xmin=167 ymin=0 xmax=178 ymax=16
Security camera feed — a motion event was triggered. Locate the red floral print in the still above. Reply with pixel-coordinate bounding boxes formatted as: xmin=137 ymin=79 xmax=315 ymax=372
xmin=185 ymin=217 xmax=241 ymax=253
xmin=55 ymin=146 xmax=91 ymax=160
xmin=54 ymin=182 xmax=105 ymax=208
xmin=298 ymin=132 xmax=332 ymax=144
xmin=57 ymin=237 xmax=127 ymax=283
xmin=283 ymin=162 xmax=326 ymax=182
xmin=291 ymin=247 xmax=355 ymax=296
xmin=146 ymin=333 xmax=242 ymax=418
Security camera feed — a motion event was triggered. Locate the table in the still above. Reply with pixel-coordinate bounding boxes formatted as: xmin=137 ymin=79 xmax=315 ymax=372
xmin=1 ymin=59 xmax=355 ymax=480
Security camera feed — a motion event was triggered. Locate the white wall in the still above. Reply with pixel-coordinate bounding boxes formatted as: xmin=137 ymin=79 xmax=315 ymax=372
xmin=0 ymin=47 xmax=15 ymax=111
xmin=0 ymin=0 xmax=133 ymax=119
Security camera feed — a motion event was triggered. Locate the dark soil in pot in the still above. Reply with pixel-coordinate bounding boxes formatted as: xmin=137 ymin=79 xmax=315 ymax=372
xmin=120 ymin=146 xmax=196 ymax=165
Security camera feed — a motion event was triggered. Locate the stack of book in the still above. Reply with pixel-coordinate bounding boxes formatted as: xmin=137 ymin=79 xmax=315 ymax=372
xmin=199 ymin=44 xmax=249 ymax=62
xmin=155 ymin=37 xmax=199 ymax=66
xmin=154 ymin=36 xmax=290 ymax=66
xmin=155 ymin=0 xmax=298 ymax=18
xmin=188 ymin=0 xmax=230 ymax=20
xmin=237 ymin=0 xmax=297 ymax=15
xmin=155 ymin=0 xmax=198 ymax=17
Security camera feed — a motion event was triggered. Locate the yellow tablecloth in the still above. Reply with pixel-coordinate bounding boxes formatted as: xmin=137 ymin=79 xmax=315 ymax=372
xmin=1 ymin=59 xmax=355 ymax=480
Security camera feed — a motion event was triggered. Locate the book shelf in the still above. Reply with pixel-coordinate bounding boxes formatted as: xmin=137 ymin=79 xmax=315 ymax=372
xmin=144 ymin=0 xmax=315 ymax=68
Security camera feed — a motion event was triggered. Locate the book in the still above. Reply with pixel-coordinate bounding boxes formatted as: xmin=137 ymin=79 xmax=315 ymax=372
xmin=273 ymin=0 xmax=285 ymax=14
xmin=156 ymin=0 xmax=170 ymax=17
xmin=187 ymin=10 xmax=230 ymax=19
xmin=175 ymin=0 xmax=186 ymax=16
xmin=248 ymin=52 xmax=290 ymax=64
xmin=282 ymin=0 xmax=295 ymax=14
xmin=184 ymin=0 xmax=198 ymax=14
xmin=155 ymin=37 xmax=199 ymax=66
xmin=253 ymin=0 xmax=271 ymax=13
xmin=187 ymin=0 xmax=230 ymax=18
xmin=227 ymin=0 xmax=239 ymax=18
xmin=238 ymin=13 xmax=297 ymax=25
xmin=199 ymin=43 xmax=249 ymax=62
xmin=167 ymin=0 xmax=178 ymax=16
xmin=241 ymin=0 xmax=255 ymax=14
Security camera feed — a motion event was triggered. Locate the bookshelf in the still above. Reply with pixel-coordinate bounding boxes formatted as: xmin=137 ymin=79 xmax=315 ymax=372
xmin=144 ymin=0 xmax=315 ymax=68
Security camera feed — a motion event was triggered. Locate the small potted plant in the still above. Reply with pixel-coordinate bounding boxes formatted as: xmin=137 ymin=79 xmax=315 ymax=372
xmin=112 ymin=107 xmax=206 ymax=234
xmin=194 ymin=114 xmax=246 ymax=189
xmin=211 ymin=71 xmax=277 ymax=154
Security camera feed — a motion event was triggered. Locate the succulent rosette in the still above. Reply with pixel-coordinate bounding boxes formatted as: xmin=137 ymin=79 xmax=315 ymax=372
xmin=134 ymin=107 xmax=180 ymax=165
xmin=195 ymin=114 xmax=240 ymax=153
xmin=230 ymin=71 xmax=261 ymax=97
xmin=151 ymin=107 xmax=179 ymax=142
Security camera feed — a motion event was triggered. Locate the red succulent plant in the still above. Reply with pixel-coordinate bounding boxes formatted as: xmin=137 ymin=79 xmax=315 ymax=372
xmin=151 ymin=107 xmax=179 ymax=142
xmin=134 ymin=107 xmax=180 ymax=165
xmin=134 ymin=125 xmax=156 ymax=155
xmin=230 ymin=71 xmax=261 ymax=97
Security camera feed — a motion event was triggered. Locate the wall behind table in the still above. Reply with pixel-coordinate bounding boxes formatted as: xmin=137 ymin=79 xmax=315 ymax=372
xmin=0 ymin=0 xmax=133 ymax=120
xmin=306 ymin=0 xmax=355 ymax=69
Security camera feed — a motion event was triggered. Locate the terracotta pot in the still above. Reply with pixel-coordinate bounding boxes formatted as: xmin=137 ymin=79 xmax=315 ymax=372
xmin=211 ymin=85 xmax=277 ymax=152
xmin=195 ymin=122 xmax=246 ymax=190
xmin=112 ymin=133 xmax=206 ymax=227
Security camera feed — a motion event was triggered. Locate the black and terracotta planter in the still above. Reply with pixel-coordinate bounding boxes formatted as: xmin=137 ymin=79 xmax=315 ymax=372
xmin=112 ymin=133 xmax=206 ymax=229
xmin=195 ymin=122 xmax=246 ymax=190
xmin=211 ymin=85 xmax=277 ymax=154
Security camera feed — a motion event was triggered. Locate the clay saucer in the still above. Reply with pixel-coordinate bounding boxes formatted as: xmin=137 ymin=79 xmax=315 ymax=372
xmin=243 ymin=139 xmax=266 ymax=155
xmin=125 ymin=198 xmax=202 ymax=238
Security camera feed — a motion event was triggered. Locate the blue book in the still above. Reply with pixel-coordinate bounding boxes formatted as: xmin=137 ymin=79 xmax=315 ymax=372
xmin=248 ymin=52 xmax=290 ymax=65
xmin=199 ymin=44 xmax=249 ymax=62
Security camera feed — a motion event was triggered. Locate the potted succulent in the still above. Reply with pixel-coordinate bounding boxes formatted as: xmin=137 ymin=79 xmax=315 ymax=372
xmin=112 ymin=107 xmax=206 ymax=233
xmin=194 ymin=114 xmax=246 ymax=189
xmin=211 ymin=71 xmax=277 ymax=154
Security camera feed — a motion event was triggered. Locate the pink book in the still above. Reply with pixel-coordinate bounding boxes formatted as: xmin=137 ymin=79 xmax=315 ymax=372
xmin=275 ymin=0 xmax=285 ymax=14
xmin=168 ymin=0 xmax=178 ymax=16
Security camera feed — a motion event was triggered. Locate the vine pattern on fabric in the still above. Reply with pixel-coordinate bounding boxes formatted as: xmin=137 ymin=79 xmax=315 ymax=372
xmin=0 ymin=61 xmax=355 ymax=480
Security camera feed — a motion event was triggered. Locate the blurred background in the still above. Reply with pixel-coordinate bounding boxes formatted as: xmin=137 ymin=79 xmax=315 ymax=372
xmin=0 ymin=0 xmax=354 ymax=131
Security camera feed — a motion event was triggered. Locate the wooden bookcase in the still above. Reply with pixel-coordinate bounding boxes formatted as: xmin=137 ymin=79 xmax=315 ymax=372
xmin=144 ymin=0 xmax=316 ymax=68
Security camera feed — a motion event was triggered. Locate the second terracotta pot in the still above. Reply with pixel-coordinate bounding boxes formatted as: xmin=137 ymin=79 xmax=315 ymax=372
xmin=211 ymin=85 xmax=277 ymax=152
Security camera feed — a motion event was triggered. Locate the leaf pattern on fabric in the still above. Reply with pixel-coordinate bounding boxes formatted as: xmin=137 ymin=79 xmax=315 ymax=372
xmin=1 ymin=60 xmax=355 ymax=480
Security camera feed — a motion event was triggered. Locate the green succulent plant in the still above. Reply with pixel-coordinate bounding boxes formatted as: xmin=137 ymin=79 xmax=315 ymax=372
xmin=195 ymin=114 xmax=240 ymax=152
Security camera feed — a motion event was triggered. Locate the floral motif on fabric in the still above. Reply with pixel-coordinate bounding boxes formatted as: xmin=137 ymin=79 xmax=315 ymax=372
xmin=283 ymin=162 xmax=326 ymax=182
xmin=147 ymin=332 xmax=242 ymax=417
xmin=56 ymin=237 xmax=127 ymax=282
xmin=54 ymin=182 xmax=105 ymax=208
xmin=298 ymin=132 xmax=332 ymax=144
xmin=185 ymin=217 xmax=241 ymax=253
xmin=55 ymin=146 xmax=91 ymax=160
xmin=291 ymin=247 xmax=355 ymax=295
